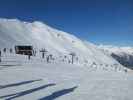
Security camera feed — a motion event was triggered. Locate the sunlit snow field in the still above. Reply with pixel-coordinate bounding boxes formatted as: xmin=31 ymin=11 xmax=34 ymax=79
xmin=0 ymin=54 xmax=133 ymax=100
xmin=0 ymin=19 xmax=132 ymax=100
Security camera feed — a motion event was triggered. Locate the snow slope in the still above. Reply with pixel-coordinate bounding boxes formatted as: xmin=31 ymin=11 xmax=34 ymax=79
xmin=98 ymin=45 xmax=133 ymax=69
xmin=0 ymin=18 xmax=124 ymax=69
xmin=0 ymin=59 xmax=132 ymax=100
xmin=0 ymin=18 xmax=132 ymax=100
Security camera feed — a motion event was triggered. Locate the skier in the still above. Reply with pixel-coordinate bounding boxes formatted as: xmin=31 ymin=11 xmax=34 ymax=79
xmin=0 ymin=50 xmax=1 ymax=57
xmin=124 ymin=69 xmax=127 ymax=73
xmin=0 ymin=50 xmax=1 ymax=62
xmin=28 ymin=54 xmax=31 ymax=60
xmin=3 ymin=48 xmax=6 ymax=53
xmin=42 ymin=52 xmax=45 ymax=58
xmin=34 ymin=50 xmax=37 ymax=56
xmin=10 ymin=48 xmax=13 ymax=53
xmin=46 ymin=56 xmax=50 ymax=63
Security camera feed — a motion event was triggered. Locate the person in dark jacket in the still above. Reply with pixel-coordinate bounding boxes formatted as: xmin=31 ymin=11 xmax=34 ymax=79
xmin=10 ymin=48 xmax=13 ymax=53
xmin=0 ymin=50 xmax=1 ymax=62
xmin=0 ymin=50 xmax=1 ymax=57
xmin=3 ymin=48 xmax=6 ymax=53
xmin=28 ymin=54 xmax=31 ymax=60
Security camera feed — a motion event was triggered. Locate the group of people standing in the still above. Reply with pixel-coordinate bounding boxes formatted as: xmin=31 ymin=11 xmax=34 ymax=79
xmin=0 ymin=48 xmax=13 ymax=62
xmin=0 ymin=47 xmax=76 ymax=65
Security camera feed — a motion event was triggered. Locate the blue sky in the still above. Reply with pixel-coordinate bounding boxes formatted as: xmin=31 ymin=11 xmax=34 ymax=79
xmin=0 ymin=0 xmax=133 ymax=46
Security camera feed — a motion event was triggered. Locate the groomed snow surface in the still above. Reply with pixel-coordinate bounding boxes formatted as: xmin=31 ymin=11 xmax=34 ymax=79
xmin=0 ymin=53 xmax=133 ymax=100
xmin=0 ymin=18 xmax=133 ymax=100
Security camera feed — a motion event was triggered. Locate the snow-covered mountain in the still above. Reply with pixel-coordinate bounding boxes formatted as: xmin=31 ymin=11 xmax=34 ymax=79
xmin=0 ymin=18 xmax=125 ymax=70
xmin=1 ymin=18 xmax=132 ymax=100
xmin=98 ymin=45 xmax=133 ymax=69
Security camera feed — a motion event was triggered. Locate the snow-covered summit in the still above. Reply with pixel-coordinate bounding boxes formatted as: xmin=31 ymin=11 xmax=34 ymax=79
xmin=0 ymin=18 xmax=124 ymax=69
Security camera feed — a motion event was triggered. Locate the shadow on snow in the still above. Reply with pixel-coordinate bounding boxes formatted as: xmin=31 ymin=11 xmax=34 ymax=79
xmin=0 ymin=79 xmax=42 ymax=89
xmin=39 ymin=86 xmax=77 ymax=100
xmin=0 ymin=64 xmax=21 ymax=70
xmin=0 ymin=83 xmax=56 ymax=100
